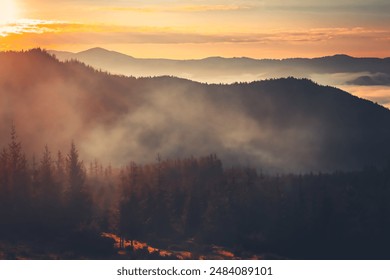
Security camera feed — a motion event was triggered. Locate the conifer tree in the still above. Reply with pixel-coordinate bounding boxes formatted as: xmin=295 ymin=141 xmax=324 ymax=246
xmin=66 ymin=141 xmax=90 ymax=230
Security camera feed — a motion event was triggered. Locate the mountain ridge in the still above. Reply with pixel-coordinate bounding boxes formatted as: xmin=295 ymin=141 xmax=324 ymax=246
xmin=50 ymin=48 xmax=390 ymax=62
xmin=49 ymin=48 xmax=390 ymax=86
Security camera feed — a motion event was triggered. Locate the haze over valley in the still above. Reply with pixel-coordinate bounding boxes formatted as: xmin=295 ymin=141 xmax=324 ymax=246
xmin=1 ymin=49 xmax=390 ymax=173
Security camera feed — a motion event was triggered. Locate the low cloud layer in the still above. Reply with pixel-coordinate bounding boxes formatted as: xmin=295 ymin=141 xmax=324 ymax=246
xmin=339 ymin=85 xmax=390 ymax=108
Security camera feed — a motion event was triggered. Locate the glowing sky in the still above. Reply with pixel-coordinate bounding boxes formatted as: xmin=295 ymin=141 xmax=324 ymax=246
xmin=0 ymin=0 xmax=389 ymax=58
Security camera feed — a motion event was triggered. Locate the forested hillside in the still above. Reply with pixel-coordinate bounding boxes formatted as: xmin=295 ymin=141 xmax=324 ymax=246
xmin=1 ymin=126 xmax=390 ymax=259
xmin=1 ymin=49 xmax=390 ymax=172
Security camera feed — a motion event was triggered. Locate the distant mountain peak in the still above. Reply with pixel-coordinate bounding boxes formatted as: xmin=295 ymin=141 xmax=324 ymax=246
xmin=79 ymin=47 xmax=109 ymax=53
xmin=332 ymin=54 xmax=352 ymax=58
xmin=77 ymin=47 xmax=134 ymax=59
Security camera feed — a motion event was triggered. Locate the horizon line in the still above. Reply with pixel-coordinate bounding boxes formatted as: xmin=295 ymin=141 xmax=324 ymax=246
xmin=3 ymin=47 xmax=389 ymax=61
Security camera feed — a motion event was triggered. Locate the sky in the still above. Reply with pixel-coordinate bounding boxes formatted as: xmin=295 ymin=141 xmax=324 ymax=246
xmin=0 ymin=0 xmax=389 ymax=58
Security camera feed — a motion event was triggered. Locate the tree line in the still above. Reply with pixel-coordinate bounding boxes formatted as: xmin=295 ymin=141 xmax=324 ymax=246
xmin=1 ymin=125 xmax=390 ymax=259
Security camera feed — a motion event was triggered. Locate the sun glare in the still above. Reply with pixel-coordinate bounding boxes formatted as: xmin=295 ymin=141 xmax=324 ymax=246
xmin=1 ymin=0 xmax=18 ymax=24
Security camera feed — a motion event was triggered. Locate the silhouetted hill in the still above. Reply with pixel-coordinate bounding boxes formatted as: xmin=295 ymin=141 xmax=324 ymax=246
xmin=2 ymin=49 xmax=390 ymax=172
xmin=347 ymin=73 xmax=390 ymax=85
xmin=50 ymin=48 xmax=390 ymax=85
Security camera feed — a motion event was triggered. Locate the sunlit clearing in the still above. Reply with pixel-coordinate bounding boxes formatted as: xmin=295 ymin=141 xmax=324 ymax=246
xmin=0 ymin=0 xmax=18 ymax=24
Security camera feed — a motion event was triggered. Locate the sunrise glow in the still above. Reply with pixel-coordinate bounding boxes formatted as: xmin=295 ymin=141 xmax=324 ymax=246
xmin=0 ymin=0 xmax=389 ymax=58
xmin=0 ymin=0 xmax=19 ymax=24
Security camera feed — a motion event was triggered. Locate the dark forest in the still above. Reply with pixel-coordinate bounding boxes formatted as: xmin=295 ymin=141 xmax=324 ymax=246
xmin=1 ymin=125 xmax=390 ymax=259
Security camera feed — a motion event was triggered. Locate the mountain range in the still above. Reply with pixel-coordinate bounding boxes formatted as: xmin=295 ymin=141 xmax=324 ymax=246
xmin=1 ymin=49 xmax=390 ymax=172
xmin=50 ymin=47 xmax=390 ymax=86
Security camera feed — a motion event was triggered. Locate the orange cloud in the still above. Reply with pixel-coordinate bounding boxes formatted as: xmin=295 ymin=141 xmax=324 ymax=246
xmin=1 ymin=20 xmax=389 ymax=58
xmin=2 ymin=20 xmax=389 ymax=43
xmin=102 ymin=4 xmax=250 ymax=13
